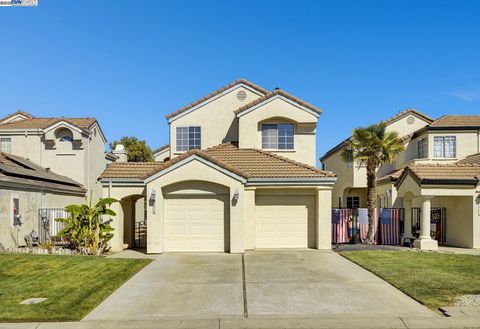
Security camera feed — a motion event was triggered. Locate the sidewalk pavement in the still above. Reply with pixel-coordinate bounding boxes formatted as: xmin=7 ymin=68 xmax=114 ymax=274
xmin=1 ymin=316 xmax=480 ymax=329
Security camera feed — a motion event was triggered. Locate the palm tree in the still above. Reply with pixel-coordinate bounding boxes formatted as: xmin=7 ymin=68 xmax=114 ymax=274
xmin=341 ymin=122 xmax=404 ymax=244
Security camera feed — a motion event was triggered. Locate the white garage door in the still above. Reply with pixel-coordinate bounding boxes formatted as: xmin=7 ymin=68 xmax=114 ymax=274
xmin=255 ymin=195 xmax=315 ymax=249
xmin=164 ymin=195 xmax=228 ymax=252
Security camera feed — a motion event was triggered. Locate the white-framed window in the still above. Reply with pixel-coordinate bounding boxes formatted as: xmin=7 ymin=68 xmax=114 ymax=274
xmin=261 ymin=123 xmax=294 ymax=150
xmin=176 ymin=126 xmax=201 ymax=152
xmin=434 ymin=136 xmax=456 ymax=158
xmin=346 ymin=196 xmax=360 ymax=209
xmin=417 ymin=138 xmax=428 ymax=158
xmin=0 ymin=137 xmax=12 ymax=153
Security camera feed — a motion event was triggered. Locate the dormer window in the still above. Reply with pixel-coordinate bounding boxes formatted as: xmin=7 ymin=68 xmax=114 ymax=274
xmin=56 ymin=128 xmax=74 ymax=142
xmin=176 ymin=126 xmax=201 ymax=152
xmin=261 ymin=123 xmax=294 ymax=150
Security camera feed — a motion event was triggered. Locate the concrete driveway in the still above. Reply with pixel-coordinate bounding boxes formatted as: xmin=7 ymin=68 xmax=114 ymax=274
xmin=84 ymin=250 xmax=434 ymax=320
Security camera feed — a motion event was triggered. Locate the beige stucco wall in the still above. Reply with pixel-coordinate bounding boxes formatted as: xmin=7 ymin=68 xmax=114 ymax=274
xmin=145 ymin=158 xmax=246 ymax=254
xmin=168 ymin=86 xmax=263 ymax=156
xmin=0 ymin=188 xmax=84 ymax=248
xmin=238 ymin=97 xmax=318 ymax=166
xmin=408 ymin=130 xmax=480 ymax=164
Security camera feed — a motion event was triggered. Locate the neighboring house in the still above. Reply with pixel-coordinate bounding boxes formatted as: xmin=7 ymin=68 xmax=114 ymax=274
xmin=0 ymin=110 xmax=109 ymax=201
xmin=321 ymin=110 xmax=480 ymax=249
xmin=153 ymin=144 xmax=170 ymax=162
xmin=100 ymin=79 xmax=336 ymax=253
xmin=0 ymin=152 xmax=86 ymax=248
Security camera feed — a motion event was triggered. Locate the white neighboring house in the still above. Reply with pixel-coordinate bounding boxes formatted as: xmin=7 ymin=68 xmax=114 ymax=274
xmin=0 ymin=110 xmax=109 ymax=201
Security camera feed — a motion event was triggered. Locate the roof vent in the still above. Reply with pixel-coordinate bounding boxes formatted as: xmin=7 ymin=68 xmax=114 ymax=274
xmin=407 ymin=116 xmax=415 ymax=124
xmin=236 ymin=90 xmax=247 ymax=101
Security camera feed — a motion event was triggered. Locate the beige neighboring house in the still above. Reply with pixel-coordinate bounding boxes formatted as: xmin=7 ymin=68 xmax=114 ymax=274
xmin=0 ymin=152 xmax=86 ymax=248
xmin=0 ymin=110 xmax=109 ymax=201
xmin=100 ymin=79 xmax=336 ymax=253
xmin=321 ymin=110 xmax=480 ymax=250
xmin=153 ymin=144 xmax=170 ymax=162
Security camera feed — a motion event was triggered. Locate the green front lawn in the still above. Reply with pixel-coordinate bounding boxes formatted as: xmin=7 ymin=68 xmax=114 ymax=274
xmin=341 ymin=250 xmax=480 ymax=309
xmin=0 ymin=254 xmax=151 ymax=322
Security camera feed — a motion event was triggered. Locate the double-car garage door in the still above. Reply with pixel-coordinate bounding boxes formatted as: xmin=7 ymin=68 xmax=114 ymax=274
xmin=163 ymin=191 xmax=315 ymax=252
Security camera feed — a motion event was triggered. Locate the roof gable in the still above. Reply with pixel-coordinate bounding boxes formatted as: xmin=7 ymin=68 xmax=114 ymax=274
xmin=395 ymin=163 xmax=480 ymax=187
xmin=165 ymin=79 xmax=269 ymax=122
xmin=0 ymin=110 xmax=34 ymax=124
xmin=234 ymin=89 xmax=322 ymax=118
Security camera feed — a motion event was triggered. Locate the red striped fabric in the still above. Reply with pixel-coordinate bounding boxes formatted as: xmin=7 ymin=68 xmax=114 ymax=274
xmin=380 ymin=208 xmax=401 ymax=245
xmin=332 ymin=209 xmax=350 ymax=243
xmin=360 ymin=208 xmax=380 ymax=244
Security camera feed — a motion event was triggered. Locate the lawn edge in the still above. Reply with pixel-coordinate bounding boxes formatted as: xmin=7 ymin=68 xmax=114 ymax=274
xmin=338 ymin=250 xmax=441 ymax=312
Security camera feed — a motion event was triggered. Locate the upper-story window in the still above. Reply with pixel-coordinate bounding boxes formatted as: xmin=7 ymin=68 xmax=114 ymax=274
xmin=56 ymin=128 xmax=74 ymax=142
xmin=176 ymin=126 xmax=201 ymax=152
xmin=417 ymin=138 xmax=428 ymax=158
xmin=434 ymin=136 xmax=456 ymax=158
xmin=261 ymin=123 xmax=294 ymax=150
xmin=0 ymin=137 xmax=11 ymax=153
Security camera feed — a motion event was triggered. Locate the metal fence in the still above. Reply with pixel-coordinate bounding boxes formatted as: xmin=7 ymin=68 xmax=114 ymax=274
xmin=38 ymin=208 xmax=69 ymax=243
xmin=134 ymin=220 xmax=147 ymax=248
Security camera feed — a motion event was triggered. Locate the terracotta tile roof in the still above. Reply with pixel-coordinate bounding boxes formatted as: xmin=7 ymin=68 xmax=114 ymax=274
xmin=153 ymin=144 xmax=169 ymax=154
xmin=0 ymin=153 xmax=86 ymax=193
xmin=457 ymin=153 xmax=480 ymax=165
xmin=396 ymin=163 xmax=480 ymax=186
xmin=0 ymin=117 xmax=97 ymax=130
xmin=100 ymin=162 xmax=162 ymax=179
xmin=0 ymin=110 xmax=34 ymax=122
xmin=377 ymin=168 xmax=405 ymax=183
xmin=165 ymin=79 xmax=269 ymax=120
xmin=430 ymin=115 xmax=480 ymax=128
xmin=101 ymin=143 xmax=335 ymax=181
xmin=234 ymin=89 xmax=323 ymax=116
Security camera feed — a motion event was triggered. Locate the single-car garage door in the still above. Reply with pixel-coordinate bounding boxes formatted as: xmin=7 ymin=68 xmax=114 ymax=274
xmin=255 ymin=194 xmax=316 ymax=249
xmin=164 ymin=195 xmax=229 ymax=252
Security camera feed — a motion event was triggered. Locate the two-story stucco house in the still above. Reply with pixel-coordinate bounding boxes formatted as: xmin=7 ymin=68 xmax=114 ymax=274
xmin=321 ymin=109 xmax=480 ymax=250
xmin=101 ymin=79 xmax=336 ymax=253
xmin=0 ymin=110 xmax=111 ymax=248
xmin=0 ymin=110 xmax=108 ymax=201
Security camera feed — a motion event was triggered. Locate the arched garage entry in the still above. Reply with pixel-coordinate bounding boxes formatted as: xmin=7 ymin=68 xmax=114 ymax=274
xmin=162 ymin=180 xmax=230 ymax=252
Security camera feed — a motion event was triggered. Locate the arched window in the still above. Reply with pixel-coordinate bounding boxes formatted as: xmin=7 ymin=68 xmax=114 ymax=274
xmin=56 ymin=128 xmax=74 ymax=142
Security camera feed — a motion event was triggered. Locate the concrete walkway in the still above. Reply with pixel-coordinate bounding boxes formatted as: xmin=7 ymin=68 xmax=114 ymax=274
xmin=2 ymin=316 xmax=480 ymax=329
xmin=84 ymin=250 xmax=434 ymax=321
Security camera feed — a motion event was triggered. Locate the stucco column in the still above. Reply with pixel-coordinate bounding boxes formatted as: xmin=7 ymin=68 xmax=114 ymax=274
xmin=316 ymin=187 xmax=332 ymax=250
xmin=402 ymin=199 xmax=414 ymax=239
xmin=244 ymin=188 xmax=256 ymax=250
xmin=146 ymin=186 xmax=164 ymax=254
xmin=414 ymin=196 xmax=438 ymax=250
xmin=108 ymin=200 xmax=125 ymax=252
xmin=229 ymin=186 xmax=245 ymax=253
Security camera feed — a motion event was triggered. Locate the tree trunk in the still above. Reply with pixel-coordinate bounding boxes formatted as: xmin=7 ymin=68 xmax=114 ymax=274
xmin=365 ymin=159 xmax=377 ymax=244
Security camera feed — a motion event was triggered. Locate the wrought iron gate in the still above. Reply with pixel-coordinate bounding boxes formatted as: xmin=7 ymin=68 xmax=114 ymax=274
xmin=134 ymin=220 xmax=147 ymax=248
xmin=38 ymin=208 xmax=69 ymax=243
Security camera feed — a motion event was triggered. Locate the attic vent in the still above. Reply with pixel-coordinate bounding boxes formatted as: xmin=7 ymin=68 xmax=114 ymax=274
xmin=407 ymin=116 xmax=415 ymax=124
xmin=236 ymin=90 xmax=247 ymax=101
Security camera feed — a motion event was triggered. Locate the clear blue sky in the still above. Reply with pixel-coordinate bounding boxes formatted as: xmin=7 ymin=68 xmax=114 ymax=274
xmin=1 ymin=0 xmax=479 ymax=164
